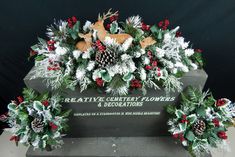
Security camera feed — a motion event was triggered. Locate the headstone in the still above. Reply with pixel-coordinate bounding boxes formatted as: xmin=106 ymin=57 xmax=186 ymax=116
xmin=26 ymin=137 xmax=211 ymax=157
xmin=24 ymin=68 xmax=208 ymax=137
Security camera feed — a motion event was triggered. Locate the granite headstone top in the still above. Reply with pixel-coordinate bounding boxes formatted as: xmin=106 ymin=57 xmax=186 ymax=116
xmin=24 ymin=68 xmax=208 ymax=137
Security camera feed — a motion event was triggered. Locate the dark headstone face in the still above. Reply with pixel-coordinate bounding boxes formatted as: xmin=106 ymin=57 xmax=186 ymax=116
xmin=24 ymin=68 xmax=207 ymax=137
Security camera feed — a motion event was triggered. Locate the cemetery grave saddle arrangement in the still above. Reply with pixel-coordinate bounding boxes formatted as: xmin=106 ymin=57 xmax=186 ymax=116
xmin=30 ymin=9 xmax=203 ymax=95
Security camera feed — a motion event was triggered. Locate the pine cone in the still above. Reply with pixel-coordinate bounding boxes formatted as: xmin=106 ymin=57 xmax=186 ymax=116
xmin=193 ymin=120 xmax=206 ymax=136
xmin=95 ymin=49 xmax=117 ymax=67
xmin=31 ymin=118 xmax=44 ymax=133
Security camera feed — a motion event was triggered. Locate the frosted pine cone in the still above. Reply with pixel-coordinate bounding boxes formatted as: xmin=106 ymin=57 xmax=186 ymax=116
xmin=96 ymin=49 xmax=117 ymax=67
xmin=31 ymin=118 xmax=44 ymax=133
xmin=193 ymin=120 xmax=206 ymax=136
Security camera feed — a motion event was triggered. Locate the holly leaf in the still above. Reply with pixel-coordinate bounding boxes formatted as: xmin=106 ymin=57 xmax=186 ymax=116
xmin=179 ymin=123 xmax=187 ymax=131
xmin=122 ymin=73 xmax=133 ymax=81
xmin=187 ymin=114 xmax=197 ymax=124
xmin=110 ymin=21 xmax=118 ymax=34
xmin=18 ymin=111 xmax=28 ymax=121
xmin=175 ymin=109 xmax=184 ymax=118
xmin=73 ymin=21 xmax=80 ymax=32
xmin=185 ymin=131 xmax=195 ymax=142
xmin=196 ymin=106 xmax=206 ymax=117
xmin=100 ymin=71 xmax=112 ymax=82
xmin=8 ymin=103 xmax=17 ymax=112
xmin=33 ymin=101 xmax=44 ymax=111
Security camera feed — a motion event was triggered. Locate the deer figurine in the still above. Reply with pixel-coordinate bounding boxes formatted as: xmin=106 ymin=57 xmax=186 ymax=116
xmin=76 ymin=33 xmax=92 ymax=52
xmin=90 ymin=9 xmax=132 ymax=44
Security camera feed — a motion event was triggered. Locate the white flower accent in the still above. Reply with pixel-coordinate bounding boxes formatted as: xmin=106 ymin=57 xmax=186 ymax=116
xmin=121 ymin=37 xmax=133 ymax=51
xmin=181 ymin=65 xmax=189 ymax=72
xmin=86 ymin=61 xmax=95 ymax=71
xmin=76 ymin=68 xmax=86 ymax=81
xmin=191 ymin=63 xmax=198 ymax=70
xmin=73 ymin=50 xmax=82 ymax=59
xmin=140 ymin=49 xmax=146 ymax=54
xmin=83 ymin=21 xmax=92 ymax=32
xmin=92 ymin=69 xmax=102 ymax=81
xmin=104 ymin=36 xmax=119 ymax=47
xmin=185 ymin=49 xmax=194 ymax=57
xmin=82 ymin=48 xmax=92 ymax=59
xmin=128 ymin=60 xmax=137 ymax=72
xmin=156 ymin=47 xmax=165 ymax=58
xmin=163 ymin=32 xmax=172 ymax=43
xmin=55 ymin=46 xmax=68 ymax=56
xmin=121 ymin=54 xmax=131 ymax=61
xmin=175 ymin=37 xmax=189 ymax=49
xmin=134 ymin=51 xmax=141 ymax=58
xmin=143 ymin=56 xmax=150 ymax=65
xmin=174 ymin=62 xmax=184 ymax=68
xmin=140 ymin=68 xmax=147 ymax=81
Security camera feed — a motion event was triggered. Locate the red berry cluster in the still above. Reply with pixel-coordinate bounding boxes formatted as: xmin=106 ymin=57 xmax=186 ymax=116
xmin=212 ymin=118 xmax=220 ymax=127
xmin=141 ymin=22 xmax=150 ymax=31
xmin=175 ymin=31 xmax=182 ymax=37
xmin=172 ymin=133 xmax=185 ymax=142
xmin=47 ymin=60 xmax=60 ymax=71
xmin=180 ymin=114 xmax=188 ymax=123
xmin=17 ymin=96 xmax=24 ymax=104
xmin=96 ymin=78 xmax=104 ymax=87
xmin=158 ymin=19 xmax=170 ymax=30
xmin=47 ymin=40 xmax=56 ymax=51
xmin=42 ymin=100 xmax=49 ymax=107
xmin=67 ymin=16 xmax=77 ymax=28
xmin=10 ymin=135 xmax=19 ymax=142
xmin=216 ymin=99 xmax=227 ymax=107
xmin=49 ymin=122 xmax=58 ymax=131
xmin=95 ymin=40 xmax=106 ymax=52
xmin=29 ymin=49 xmax=38 ymax=57
xmin=130 ymin=79 xmax=142 ymax=89
xmin=106 ymin=23 xmax=111 ymax=29
xmin=109 ymin=12 xmax=119 ymax=22
xmin=195 ymin=49 xmax=203 ymax=53
xmin=217 ymin=131 xmax=228 ymax=140
xmin=145 ymin=51 xmax=161 ymax=77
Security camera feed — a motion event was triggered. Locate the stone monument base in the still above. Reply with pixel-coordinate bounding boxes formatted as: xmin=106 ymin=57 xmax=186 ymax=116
xmin=26 ymin=137 xmax=211 ymax=157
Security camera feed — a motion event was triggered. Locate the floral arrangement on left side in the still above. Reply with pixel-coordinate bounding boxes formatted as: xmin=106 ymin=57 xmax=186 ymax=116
xmin=29 ymin=9 xmax=203 ymax=96
xmin=2 ymin=88 xmax=71 ymax=151
xmin=166 ymin=87 xmax=235 ymax=157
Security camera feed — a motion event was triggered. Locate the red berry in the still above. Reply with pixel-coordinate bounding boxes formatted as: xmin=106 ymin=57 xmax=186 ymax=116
xmin=216 ymin=99 xmax=226 ymax=107
xmin=42 ymin=100 xmax=49 ymax=107
xmin=17 ymin=96 xmax=24 ymax=103
xmin=152 ymin=61 xmax=158 ymax=67
xmin=195 ymin=49 xmax=202 ymax=53
xmin=164 ymin=19 xmax=170 ymax=26
xmin=106 ymin=23 xmax=111 ymax=29
xmin=145 ymin=65 xmax=152 ymax=70
xmin=96 ymin=78 xmax=104 ymax=87
xmin=158 ymin=21 xmax=163 ymax=27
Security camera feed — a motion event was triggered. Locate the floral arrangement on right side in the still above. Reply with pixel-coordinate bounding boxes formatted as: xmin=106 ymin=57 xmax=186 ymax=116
xmin=166 ymin=87 xmax=235 ymax=157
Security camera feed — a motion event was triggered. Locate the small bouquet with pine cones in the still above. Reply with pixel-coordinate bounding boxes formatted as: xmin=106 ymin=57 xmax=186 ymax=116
xmin=5 ymin=88 xmax=71 ymax=151
xmin=30 ymin=9 xmax=203 ymax=96
xmin=166 ymin=87 xmax=234 ymax=157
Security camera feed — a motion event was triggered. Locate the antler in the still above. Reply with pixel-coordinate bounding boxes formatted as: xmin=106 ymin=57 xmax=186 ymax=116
xmin=98 ymin=8 xmax=118 ymax=21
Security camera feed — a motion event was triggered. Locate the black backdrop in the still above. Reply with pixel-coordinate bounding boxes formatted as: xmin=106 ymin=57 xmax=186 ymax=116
xmin=0 ymin=0 xmax=235 ymax=113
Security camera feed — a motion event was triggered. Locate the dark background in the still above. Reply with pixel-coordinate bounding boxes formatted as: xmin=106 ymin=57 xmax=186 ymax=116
xmin=0 ymin=0 xmax=235 ymax=120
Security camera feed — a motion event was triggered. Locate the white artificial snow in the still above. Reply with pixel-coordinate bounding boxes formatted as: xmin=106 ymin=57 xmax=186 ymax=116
xmin=86 ymin=61 xmax=95 ymax=71
xmin=73 ymin=50 xmax=82 ymax=59
xmin=185 ymin=48 xmax=194 ymax=57
xmin=83 ymin=21 xmax=92 ymax=32
xmin=76 ymin=68 xmax=86 ymax=81
xmin=55 ymin=46 xmax=68 ymax=56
